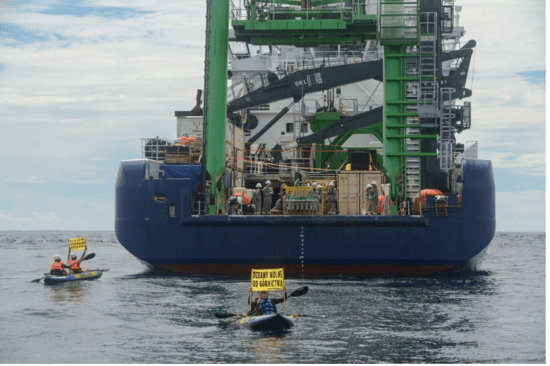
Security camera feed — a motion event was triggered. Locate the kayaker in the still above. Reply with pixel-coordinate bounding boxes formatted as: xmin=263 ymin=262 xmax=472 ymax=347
xmin=67 ymin=244 xmax=88 ymax=274
xmin=249 ymin=288 xmax=287 ymax=315
xmin=50 ymin=254 xmax=68 ymax=276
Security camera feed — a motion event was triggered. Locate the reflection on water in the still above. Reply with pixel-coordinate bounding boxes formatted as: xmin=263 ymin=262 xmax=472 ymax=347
xmin=250 ymin=331 xmax=291 ymax=364
xmin=351 ymin=272 xmax=498 ymax=363
xmin=49 ymin=283 xmax=85 ymax=304
xmin=1 ymin=231 xmax=544 ymax=363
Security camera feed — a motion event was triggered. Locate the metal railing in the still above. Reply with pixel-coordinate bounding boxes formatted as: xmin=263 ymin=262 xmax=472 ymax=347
xmin=295 ymin=50 xmax=377 ymax=70
xmin=438 ymin=87 xmax=456 ymax=172
xmin=230 ymin=0 xmax=377 ymax=22
xmin=227 ymin=49 xmax=379 ymax=104
xmin=141 ymin=137 xmax=173 ymax=162
xmin=227 ymin=71 xmax=279 ymax=104
xmin=379 ymin=0 xmax=419 ymax=42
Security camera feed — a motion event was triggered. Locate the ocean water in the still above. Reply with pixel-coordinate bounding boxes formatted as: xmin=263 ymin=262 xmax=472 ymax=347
xmin=0 ymin=231 xmax=544 ymax=363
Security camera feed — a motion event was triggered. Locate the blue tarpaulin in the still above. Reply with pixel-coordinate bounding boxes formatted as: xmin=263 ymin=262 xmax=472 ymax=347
xmin=160 ymin=165 xmax=202 ymax=189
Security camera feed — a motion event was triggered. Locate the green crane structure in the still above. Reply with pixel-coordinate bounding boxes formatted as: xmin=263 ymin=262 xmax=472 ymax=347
xmin=204 ymin=0 xmax=230 ymax=214
xmin=205 ymin=0 xmax=443 ymax=214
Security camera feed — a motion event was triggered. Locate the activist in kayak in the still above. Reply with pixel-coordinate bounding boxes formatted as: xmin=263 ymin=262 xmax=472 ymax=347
xmin=67 ymin=244 xmax=90 ymax=274
xmin=249 ymin=287 xmax=287 ymax=315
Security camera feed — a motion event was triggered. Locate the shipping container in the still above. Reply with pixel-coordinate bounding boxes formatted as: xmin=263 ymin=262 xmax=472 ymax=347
xmin=337 ymin=171 xmax=384 ymax=215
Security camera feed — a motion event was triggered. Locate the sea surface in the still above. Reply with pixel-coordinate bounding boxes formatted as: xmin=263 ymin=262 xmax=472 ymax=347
xmin=0 ymin=231 xmax=545 ymax=363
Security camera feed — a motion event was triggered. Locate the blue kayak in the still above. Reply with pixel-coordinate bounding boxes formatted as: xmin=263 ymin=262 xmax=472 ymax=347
xmin=44 ymin=270 xmax=102 ymax=284
xmin=236 ymin=314 xmax=295 ymax=330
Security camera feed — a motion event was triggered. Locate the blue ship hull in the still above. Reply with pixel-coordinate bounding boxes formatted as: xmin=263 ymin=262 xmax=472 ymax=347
xmin=115 ymin=159 xmax=495 ymax=276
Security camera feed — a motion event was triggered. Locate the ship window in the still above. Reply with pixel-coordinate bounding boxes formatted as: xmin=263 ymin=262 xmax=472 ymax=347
xmin=166 ymin=204 xmax=177 ymax=218
xmin=229 ymin=41 xmax=249 ymax=56
xmin=248 ymin=45 xmax=270 ymax=55
xmin=286 ymin=123 xmax=293 ymax=133
xmin=153 ymin=194 xmax=166 ymax=203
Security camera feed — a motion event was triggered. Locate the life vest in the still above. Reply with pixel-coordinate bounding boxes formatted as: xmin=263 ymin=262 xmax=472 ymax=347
xmin=179 ymin=136 xmax=196 ymax=145
xmin=51 ymin=261 xmax=64 ymax=271
xmin=377 ymin=195 xmax=385 ymax=214
xmin=256 ymin=298 xmax=275 ymax=315
xmin=68 ymin=259 xmax=81 ymax=271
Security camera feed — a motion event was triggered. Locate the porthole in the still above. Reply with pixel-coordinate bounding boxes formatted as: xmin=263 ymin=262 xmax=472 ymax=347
xmin=153 ymin=194 xmax=166 ymax=203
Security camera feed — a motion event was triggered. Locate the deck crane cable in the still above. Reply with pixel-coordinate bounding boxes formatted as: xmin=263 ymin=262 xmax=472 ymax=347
xmin=261 ymin=119 xmax=280 ymax=144
xmin=360 ymin=81 xmax=382 ymax=113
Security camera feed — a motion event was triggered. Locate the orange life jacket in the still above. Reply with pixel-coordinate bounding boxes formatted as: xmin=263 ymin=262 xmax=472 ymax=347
xmin=179 ymin=136 xmax=196 ymax=145
xmin=51 ymin=261 xmax=64 ymax=271
xmin=68 ymin=259 xmax=81 ymax=271
xmin=377 ymin=195 xmax=385 ymax=214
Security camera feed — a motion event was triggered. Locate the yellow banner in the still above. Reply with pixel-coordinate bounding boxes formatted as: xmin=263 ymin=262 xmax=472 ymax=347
xmin=251 ymin=268 xmax=285 ymax=292
xmin=68 ymin=237 xmax=86 ymax=251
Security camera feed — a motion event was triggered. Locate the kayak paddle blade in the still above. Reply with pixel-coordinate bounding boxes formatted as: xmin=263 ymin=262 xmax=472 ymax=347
xmin=82 ymin=253 xmax=95 ymax=261
xmin=289 ymin=286 xmax=309 ymax=298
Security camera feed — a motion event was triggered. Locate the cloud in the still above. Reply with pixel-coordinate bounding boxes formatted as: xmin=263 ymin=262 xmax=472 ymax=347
xmin=0 ymin=213 xmax=31 ymax=222
xmin=0 ymin=211 xmax=63 ymax=225
xmin=483 ymin=152 xmax=546 ymax=176
xmin=75 ymin=179 xmax=105 ymax=184
xmin=4 ymin=177 xmax=46 ymax=183
xmin=32 ymin=211 xmax=64 ymax=223
xmin=495 ymin=190 xmax=545 ymax=232
xmin=0 ymin=1 xmax=545 ymax=231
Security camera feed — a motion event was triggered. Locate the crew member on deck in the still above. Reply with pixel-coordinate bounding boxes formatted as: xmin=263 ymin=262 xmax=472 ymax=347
xmin=67 ymin=244 xmax=88 ymax=274
xmin=262 ymin=180 xmax=273 ymax=215
xmin=326 ymin=181 xmax=338 ymax=214
xmin=249 ymin=288 xmax=287 ymax=315
xmin=370 ymin=181 xmax=379 ymax=215
xmin=252 ymin=183 xmax=262 ymax=214
xmin=50 ymin=254 xmax=68 ymax=276
xmin=365 ymin=184 xmax=373 ymax=215
xmin=227 ymin=195 xmax=242 ymax=215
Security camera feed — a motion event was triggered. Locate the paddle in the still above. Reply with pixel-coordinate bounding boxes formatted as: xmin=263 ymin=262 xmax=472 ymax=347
xmin=214 ymin=312 xmax=249 ymax=319
xmin=289 ymin=314 xmax=326 ymax=318
xmin=31 ymin=253 xmax=96 ymax=283
xmin=217 ymin=286 xmax=309 ymax=326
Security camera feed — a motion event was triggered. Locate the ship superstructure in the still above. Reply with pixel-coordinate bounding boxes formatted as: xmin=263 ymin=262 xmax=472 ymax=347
xmin=115 ymin=0 xmax=494 ymax=276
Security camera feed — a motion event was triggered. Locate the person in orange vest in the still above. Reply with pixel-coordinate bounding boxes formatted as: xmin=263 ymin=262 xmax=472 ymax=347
xmin=67 ymin=244 xmax=88 ymax=274
xmin=50 ymin=254 xmax=68 ymax=276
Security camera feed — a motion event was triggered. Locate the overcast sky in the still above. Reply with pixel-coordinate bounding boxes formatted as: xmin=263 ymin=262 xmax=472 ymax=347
xmin=0 ymin=0 xmax=546 ymax=232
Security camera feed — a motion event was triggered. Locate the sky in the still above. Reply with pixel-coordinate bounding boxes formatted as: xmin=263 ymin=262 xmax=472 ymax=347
xmin=0 ymin=0 xmax=546 ymax=232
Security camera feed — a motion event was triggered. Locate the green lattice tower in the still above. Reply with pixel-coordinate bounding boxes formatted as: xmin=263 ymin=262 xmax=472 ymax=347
xmin=380 ymin=0 xmax=437 ymax=214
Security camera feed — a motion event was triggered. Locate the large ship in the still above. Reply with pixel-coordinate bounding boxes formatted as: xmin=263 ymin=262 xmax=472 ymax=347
xmin=115 ymin=0 xmax=495 ymax=276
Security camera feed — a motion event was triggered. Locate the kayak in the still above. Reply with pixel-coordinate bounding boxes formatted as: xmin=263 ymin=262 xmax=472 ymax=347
xmin=236 ymin=313 xmax=296 ymax=330
xmin=44 ymin=270 xmax=103 ymax=284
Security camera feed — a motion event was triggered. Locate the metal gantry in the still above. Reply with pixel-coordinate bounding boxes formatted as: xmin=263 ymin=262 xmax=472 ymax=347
xmin=208 ymin=0 xmax=464 ymax=215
